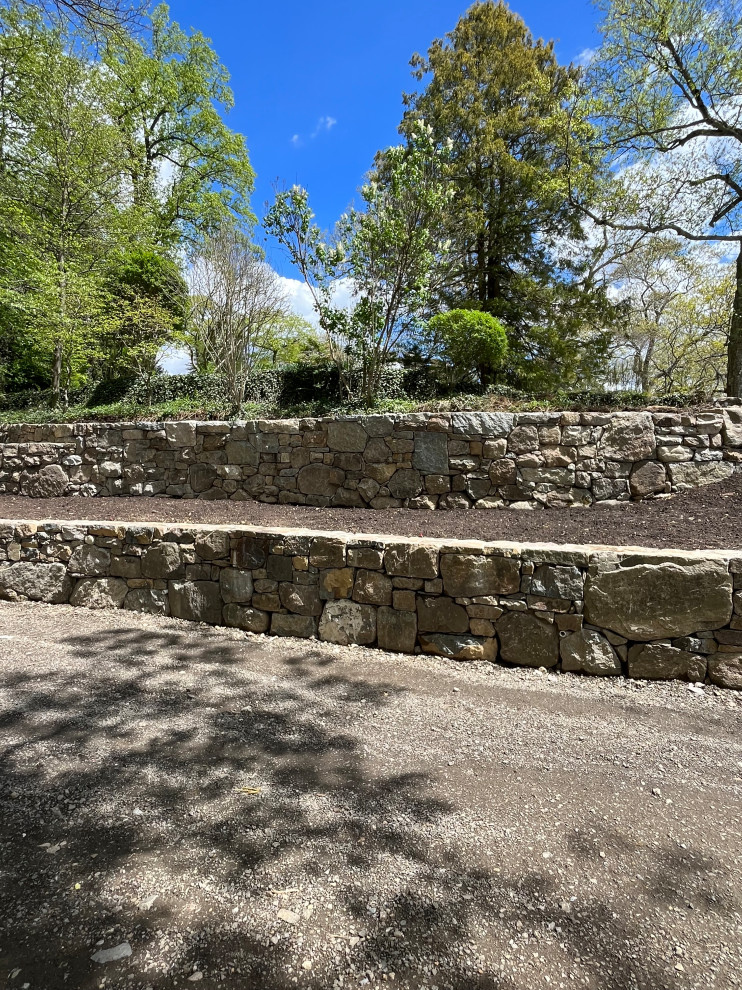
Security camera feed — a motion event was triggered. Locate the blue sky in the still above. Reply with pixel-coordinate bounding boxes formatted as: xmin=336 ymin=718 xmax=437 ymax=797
xmin=167 ymin=0 xmax=601 ymax=274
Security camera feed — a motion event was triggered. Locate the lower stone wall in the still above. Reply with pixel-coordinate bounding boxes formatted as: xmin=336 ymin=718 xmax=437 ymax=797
xmin=1 ymin=518 xmax=741 ymax=689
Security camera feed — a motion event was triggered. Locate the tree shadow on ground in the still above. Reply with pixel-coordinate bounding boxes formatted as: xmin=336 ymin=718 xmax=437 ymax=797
xmin=0 ymin=617 xmax=738 ymax=990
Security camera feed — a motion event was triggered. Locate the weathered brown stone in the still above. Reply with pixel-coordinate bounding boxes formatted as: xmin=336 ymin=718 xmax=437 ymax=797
xmin=377 ymin=607 xmax=417 ymax=652
xmin=560 ymin=629 xmax=621 ymax=676
xmin=219 ymin=567 xmax=253 ymax=603
xmin=123 ymin=588 xmax=169 ymax=615
xmin=318 ymin=567 xmax=354 ymax=600
xmin=19 ymin=464 xmax=69 ymax=498
xmin=318 ymin=600 xmax=376 ymax=645
xmin=629 ymin=461 xmax=667 ymax=498
xmin=68 ymin=545 xmax=111 ymax=576
xmin=440 ymin=553 xmax=520 ymax=597
xmin=352 ymin=569 xmax=392 ymax=606
xmin=585 ymin=559 xmax=732 ymax=640
xmin=387 ymin=468 xmax=423 ymax=499
xmin=279 ymin=582 xmax=322 ymax=615
xmin=600 ymin=412 xmax=655 ymax=462
xmin=70 ymin=577 xmax=127 ymax=609
xmin=417 ymin=596 xmax=468 ymax=634
xmin=327 ymin=420 xmax=368 ymax=452
xmin=141 ymin=542 xmax=183 ymax=579
xmin=0 ymin=562 xmax=71 ymax=603
xmin=271 ymin=613 xmax=317 ymax=638
xmin=628 ymin=643 xmax=706 ymax=681
xmin=309 ymin=537 xmax=346 ymax=568
xmin=707 ymin=653 xmax=742 ymax=689
xmin=383 ymin=543 xmax=438 ymax=579
xmin=498 ymin=611 xmax=559 ymax=667
xmin=195 ymin=530 xmax=230 ymax=560
xmin=189 ymin=462 xmax=217 ymax=492
xmin=297 ymin=464 xmax=345 ymax=496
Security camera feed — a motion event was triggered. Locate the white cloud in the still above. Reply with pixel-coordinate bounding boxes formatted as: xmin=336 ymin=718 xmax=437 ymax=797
xmin=159 ymin=344 xmax=192 ymax=375
xmin=276 ymin=274 xmax=355 ymax=327
xmin=290 ymin=114 xmax=338 ymax=147
xmin=576 ymin=47 xmax=596 ymax=67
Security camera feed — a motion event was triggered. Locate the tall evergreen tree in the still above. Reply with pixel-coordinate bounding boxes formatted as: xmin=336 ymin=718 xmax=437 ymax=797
xmin=401 ymin=0 xmax=613 ymax=391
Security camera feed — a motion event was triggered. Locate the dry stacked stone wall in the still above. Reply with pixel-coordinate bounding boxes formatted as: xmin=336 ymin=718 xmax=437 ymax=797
xmin=1 ymin=518 xmax=741 ymax=689
xmin=1 ymin=406 xmax=741 ymax=508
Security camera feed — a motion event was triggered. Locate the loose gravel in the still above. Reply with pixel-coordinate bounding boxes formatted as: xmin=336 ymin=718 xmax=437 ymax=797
xmin=1 ymin=476 xmax=742 ymax=549
xmin=1 ymin=601 xmax=741 ymax=989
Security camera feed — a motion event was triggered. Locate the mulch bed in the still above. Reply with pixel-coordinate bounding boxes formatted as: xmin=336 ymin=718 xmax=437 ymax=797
xmin=1 ymin=474 xmax=741 ymax=550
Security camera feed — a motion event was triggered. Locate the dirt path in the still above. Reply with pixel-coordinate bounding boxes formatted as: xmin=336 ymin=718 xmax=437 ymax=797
xmin=1 ymin=476 xmax=742 ymax=550
xmin=0 ymin=601 xmax=741 ymax=989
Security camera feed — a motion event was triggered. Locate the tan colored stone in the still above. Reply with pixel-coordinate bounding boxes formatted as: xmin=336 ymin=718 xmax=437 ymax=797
xmin=319 ymin=568 xmax=354 ymax=600
xmin=628 ymin=643 xmax=706 ymax=682
xmin=318 ymin=599 xmax=376 ymax=645
xmin=498 ymin=612 xmax=559 ymax=668
xmin=352 ymin=569 xmax=392 ymax=606
xmin=440 ymin=553 xmax=520 ymax=597
xmin=384 ymin=543 xmax=438 ymax=579
xmin=560 ymin=629 xmax=620 ymax=676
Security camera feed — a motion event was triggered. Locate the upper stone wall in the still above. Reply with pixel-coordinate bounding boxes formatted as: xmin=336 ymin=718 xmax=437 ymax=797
xmin=1 ymin=407 xmax=741 ymax=508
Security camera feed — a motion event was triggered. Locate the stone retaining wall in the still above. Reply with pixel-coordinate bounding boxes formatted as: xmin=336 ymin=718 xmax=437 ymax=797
xmin=1 ymin=406 xmax=741 ymax=508
xmin=1 ymin=518 xmax=741 ymax=689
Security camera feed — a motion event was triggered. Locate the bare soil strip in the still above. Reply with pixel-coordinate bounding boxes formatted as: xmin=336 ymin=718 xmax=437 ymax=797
xmin=0 ymin=475 xmax=741 ymax=549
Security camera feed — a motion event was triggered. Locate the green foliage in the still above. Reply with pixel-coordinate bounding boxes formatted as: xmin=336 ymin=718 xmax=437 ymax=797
xmin=425 ymin=309 xmax=508 ymax=388
xmin=266 ymin=122 xmax=454 ymax=405
xmin=401 ymin=0 xmax=615 ymax=392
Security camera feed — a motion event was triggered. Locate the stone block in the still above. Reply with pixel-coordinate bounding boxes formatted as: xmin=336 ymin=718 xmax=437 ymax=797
xmin=169 ymin=580 xmax=223 ymax=624
xmin=310 ymin=537 xmax=346 ymax=568
xmin=195 ymin=531 xmax=230 ymax=560
xmin=629 ymin=461 xmax=667 ymax=498
xmin=498 ymin=611 xmax=559 ymax=668
xmin=69 ymin=544 xmax=111 ymax=576
xmin=318 ymin=600 xmax=376 ymax=645
xmin=124 ymin=588 xmax=169 ymax=615
xmin=219 ymin=567 xmax=253 ymax=603
xmin=297 ymin=463 xmax=345 ymax=496
xmin=19 ymin=464 xmax=69 ymax=498
xmin=352 ymin=569 xmax=392 ymax=606
xmin=450 ymin=412 xmax=514 ymax=437
xmin=377 ymin=607 xmax=417 ymax=652
xmin=223 ymin=603 xmax=270 ymax=633
xmin=707 ymin=654 xmax=742 ymax=689
xmin=669 ymin=460 xmax=734 ymax=489
xmin=600 ymin=412 xmax=655 ymax=462
xmin=628 ymin=643 xmax=706 ymax=682
xmin=189 ymin=462 xmax=217 ymax=493
xmin=141 ymin=543 xmax=183 ymax=579
xmin=560 ymin=629 xmax=620 ymax=676
xmin=585 ymin=559 xmax=732 ymax=640
xmin=164 ymin=422 xmax=197 ymax=447
xmin=0 ymin=562 xmax=71 ymax=603
xmin=271 ymin=613 xmax=317 ymax=638
xmin=412 ymin=432 xmax=448 ymax=474
xmin=530 ymin=564 xmax=583 ymax=601
xmin=327 ymin=420 xmax=368 ymax=452
xmin=383 ymin=541 xmax=438 ymax=578
xmin=417 ymin=596 xmax=469 ymax=633
xmin=279 ymin=582 xmax=322 ymax=615
xmin=440 ymin=552 xmax=520 ymax=597
xmin=70 ymin=577 xmax=127 ymax=609
xmin=387 ymin=468 xmax=423 ymax=499
xmin=419 ymin=633 xmax=497 ymax=661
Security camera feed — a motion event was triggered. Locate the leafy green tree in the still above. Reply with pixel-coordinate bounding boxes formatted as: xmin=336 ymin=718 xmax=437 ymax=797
xmin=0 ymin=7 xmax=133 ymax=401
xmin=425 ymin=309 xmax=508 ymax=388
xmin=582 ymin=0 xmax=742 ymax=395
xmin=103 ymin=4 xmax=255 ymax=247
xmin=401 ymin=0 xmax=610 ymax=391
xmin=266 ymin=123 xmax=453 ymax=405
xmin=256 ymin=313 xmax=323 ymax=369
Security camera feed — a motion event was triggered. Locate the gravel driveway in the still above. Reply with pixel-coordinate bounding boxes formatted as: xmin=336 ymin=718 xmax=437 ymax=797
xmin=0 ymin=601 xmax=741 ymax=990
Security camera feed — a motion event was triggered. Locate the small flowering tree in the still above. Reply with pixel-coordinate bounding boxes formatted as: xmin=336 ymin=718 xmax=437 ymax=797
xmin=265 ymin=123 xmax=453 ymax=405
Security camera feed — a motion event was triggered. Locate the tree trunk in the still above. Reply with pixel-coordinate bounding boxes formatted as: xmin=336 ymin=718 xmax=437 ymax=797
xmin=51 ymin=341 xmax=63 ymax=408
xmin=727 ymin=242 xmax=742 ymax=398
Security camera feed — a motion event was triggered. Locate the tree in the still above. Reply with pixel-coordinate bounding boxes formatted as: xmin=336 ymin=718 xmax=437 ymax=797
xmin=581 ymin=0 xmax=742 ymax=395
xmin=401 ymin=0 xmax=612 ymax=391
xmin=256 ymin=313 xmax=323 ymax=369
xmin=186 ymin=225 xmax=289 ymax=413
xmin=103 ymin=4 xmax=255 ymax=247
xmin=424 ymin=309 xmax=508 ymax=389
xmin=0 ymin=7 xmax=134 ymax=402
xmin=605 ymin=235 xmax=731 ymax=394
xmin=14 ymin=0 xmax=147 ymax=34
xmin=266 ymin=122 xmax=453 ymax=405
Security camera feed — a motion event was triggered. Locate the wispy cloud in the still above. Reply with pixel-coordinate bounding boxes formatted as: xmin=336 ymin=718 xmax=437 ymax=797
xmin=575 ymin=47 xmax=596 ymax=67
xmin=290 ymin=115 xmax=338 ymax=148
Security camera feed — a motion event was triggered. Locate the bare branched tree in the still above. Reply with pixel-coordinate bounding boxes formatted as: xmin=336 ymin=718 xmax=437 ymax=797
xmin=188 ymin=226 xmax=290 ymax=414
xmin=15 ymin=0 xmax=148 ymax=33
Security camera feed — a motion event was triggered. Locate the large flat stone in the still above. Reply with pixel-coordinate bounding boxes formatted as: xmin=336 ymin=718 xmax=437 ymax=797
xmin=0 ymin=562 xmax=71 ymax=603
xmin=419 ymin=633 xmax=497 ymax=661
xmin=627 ymin=643 xmax=706 ymax=681
xmin=530 ymin=564 xmax=583 ymax=600
xmin=707 ymin=654 xmax=742 ymax=690
xmin=297 ymin=464 xmax=345 ymax=496
xmin=669 ymin=461 xmax=734 ymax=489
xmin=70 ymin=577 xmax=128 ymax=609
xmin=327 ymin=420 xmax=368 ymax=452
xmin=377 ymin=607 xmax=417 ymax=652
xmin=412 ymin=432 xmax=449 ymax=474
xmin=450 ymin=412 xmax=514 ymax=437
xmin=497 ymin=612 xmax=559 ymax=668
xmin=318 ymin=600 xmax=376 ymax=645
xmin=722 ymin=408 xmax=742 ymax=448
xmin=384 ymin=544 xmax=438 ymax=579
xmin=440 ymin=553 xmax=520 ymax=597
xmin=560 ymin=629 xmax=621 ymax=676
xmin=585 ymin=559 xmax=733 ymax=640
xmin=169 ymin=581 xmax=223 ymax=624
xmin=599 ymin=412 xmax=655 ymax=462
xmin=141 ymin=543 xmax=183 ymax=579
xmin=19 ymin=464 xmax=69 ymax=497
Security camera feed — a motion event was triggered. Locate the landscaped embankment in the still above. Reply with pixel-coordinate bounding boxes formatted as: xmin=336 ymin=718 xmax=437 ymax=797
xmin=1 ymin=518 xmax=740 ymax=688
xmin=1 ymin=406 xmax=741 ymax=508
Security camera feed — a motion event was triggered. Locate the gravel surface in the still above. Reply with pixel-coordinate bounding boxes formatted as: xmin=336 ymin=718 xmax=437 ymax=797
xmin=1 ymin=477 xmax=741 ymax=549
xmin=1 ymin=602 xmax=741 ymax=990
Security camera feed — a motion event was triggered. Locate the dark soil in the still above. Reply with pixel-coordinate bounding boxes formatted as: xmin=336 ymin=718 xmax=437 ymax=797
xmin=1 ymin=474 xmax=742 ymax=549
